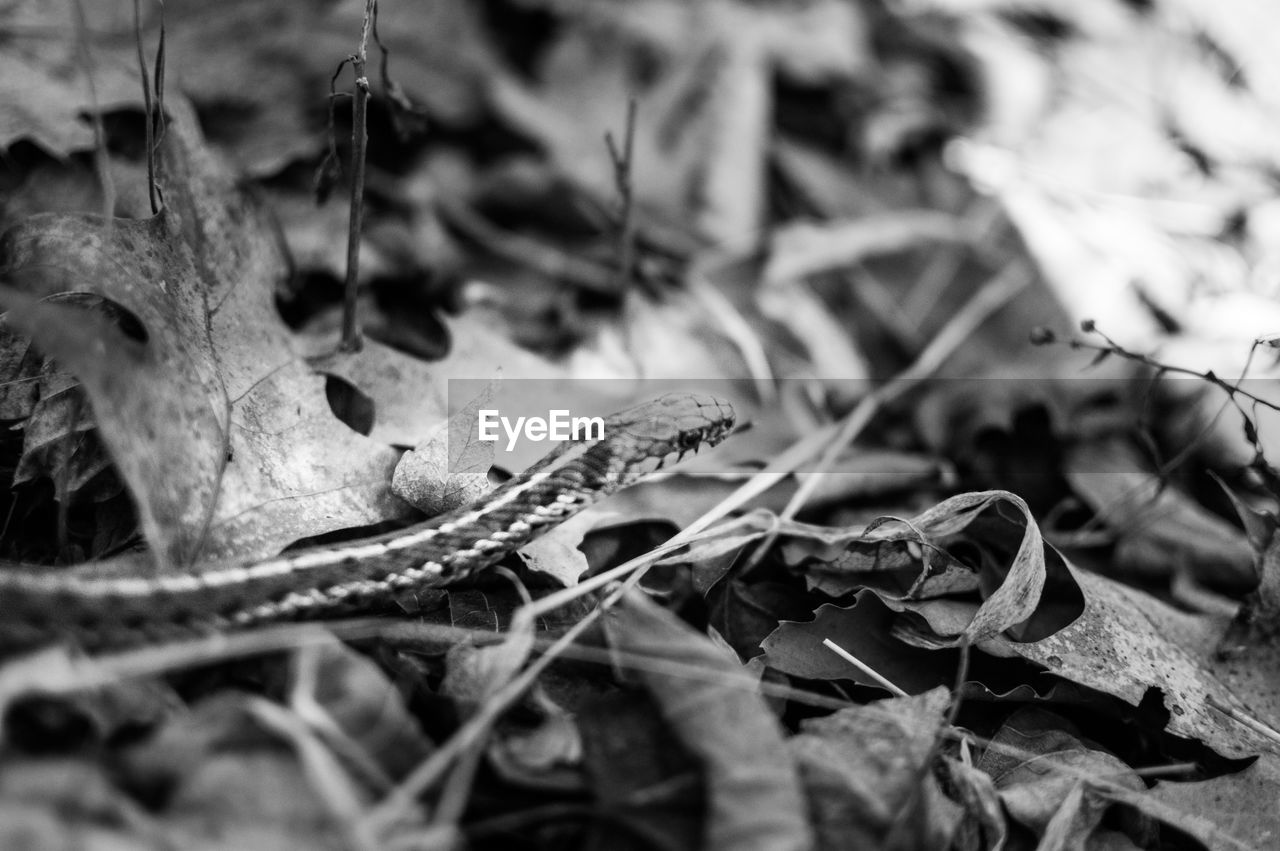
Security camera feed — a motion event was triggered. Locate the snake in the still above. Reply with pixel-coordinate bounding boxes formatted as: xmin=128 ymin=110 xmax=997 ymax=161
xmin=0 ymin=393 xmax=735 ymax=654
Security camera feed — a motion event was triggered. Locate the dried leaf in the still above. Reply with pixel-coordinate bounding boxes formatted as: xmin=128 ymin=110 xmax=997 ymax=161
xmin=980 ymin=708 xmax=1145 ymax=842
xmin=789 ymin=688 xmax=960 ymax=849
xmin=762 ymin=593 xmax=958 ymax=694
xmin=0 ymin=1 xmax=141 ymax=156
xmin=0 ymin=99 xmax=412 ymax=566
xmin=441 ymin=629 xmax=533 ymax=710
xmin=392 ymin=386 xmax=494 ymax=515
xmin=306 ymin=316 xmax=565 ymax=449
xmin=605 ymin=588 xmax=813 ymax=851
xmin=516 ymin=507 xmax=602 ymax=588
xmin=1148 ymin=754 xmax=1280 ymax=851
xmin=943 ymin=755 xmax=1008 ymax=851
xmin=12 ymin=365 xmax=119 ymax=503
xmin=906 ymin=565 xmax=1275 ymax=759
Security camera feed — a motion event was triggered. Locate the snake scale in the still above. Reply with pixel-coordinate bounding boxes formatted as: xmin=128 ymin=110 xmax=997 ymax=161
xmin=0 ymin=394 xmax=735 ymax=654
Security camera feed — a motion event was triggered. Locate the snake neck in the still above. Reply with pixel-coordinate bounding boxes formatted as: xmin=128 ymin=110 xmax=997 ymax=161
xmin=0 ymin=393 xmax=734 ymax=652
xmin=0 ymin=439 xmax=608 ymax=651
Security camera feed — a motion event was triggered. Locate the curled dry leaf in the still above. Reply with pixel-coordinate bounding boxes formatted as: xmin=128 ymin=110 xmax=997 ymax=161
xmin=865 ymin=490 xmax=1050 ymax=644
xmin=870 ymin=504 xmax=1277 ymax=760
xmin=764 ymin=490 xmax=1052 ymax=643
xmin=734 ymin=488 xmax=1278 ymax=760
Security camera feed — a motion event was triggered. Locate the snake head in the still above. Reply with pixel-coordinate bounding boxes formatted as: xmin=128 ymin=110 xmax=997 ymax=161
xmin=601 ymin=393 xmax=736 ymax=483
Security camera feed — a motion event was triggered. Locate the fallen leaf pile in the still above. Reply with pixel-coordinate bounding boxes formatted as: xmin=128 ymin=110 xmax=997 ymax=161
xmin=2 ymin=0 xmax=1280 ymax=849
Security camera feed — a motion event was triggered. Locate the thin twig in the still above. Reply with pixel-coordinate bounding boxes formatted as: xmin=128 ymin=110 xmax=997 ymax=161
xmin=821 ymin=638 xmax=908 ymax=696
xmin=1057 ymin=323 xmax=1280 ymax=413
xmin=605 ymin=97 xmax=638 ymax=291
xmin=132 ymin=0 xmax=159 ymax=214
xmin=340 ymin=0 xmax=377 ymax=353
xmin=431 ymin=746 xmax=484 ymax=828
xmin=1036 ymin=320 xmax=1280 ymax=509
xmin=152 ymin=3 xmax=166 ymax=158
xmin=1206 ymin=694 xmax=1280 ymax=748
xmin=316 ymin=65 xmax=354 ymax=203
xmin=369 ymin=6 xmax=425 ymax=139
xmin=944 ymin=638 xmax=970 ymax=731
xmin=69 ymin=0 xmax=114 ymax=223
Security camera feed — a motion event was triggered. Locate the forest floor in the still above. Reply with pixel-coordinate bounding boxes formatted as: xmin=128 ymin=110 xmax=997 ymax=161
xmin=2 ymin=1 xmax=1280 ymax=849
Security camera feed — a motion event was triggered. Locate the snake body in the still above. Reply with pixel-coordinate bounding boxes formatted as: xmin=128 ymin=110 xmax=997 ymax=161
xmin=0 ymin=394 xmax=734 ymax=653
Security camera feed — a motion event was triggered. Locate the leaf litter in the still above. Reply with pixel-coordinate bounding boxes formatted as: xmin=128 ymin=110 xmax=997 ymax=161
xmin=3 ymin=1 xmax=1280 ymax=850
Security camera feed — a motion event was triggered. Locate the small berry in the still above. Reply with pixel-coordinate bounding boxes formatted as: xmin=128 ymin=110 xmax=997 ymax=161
xmin=1029 ymin=326 xmax=1056 ymax=345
